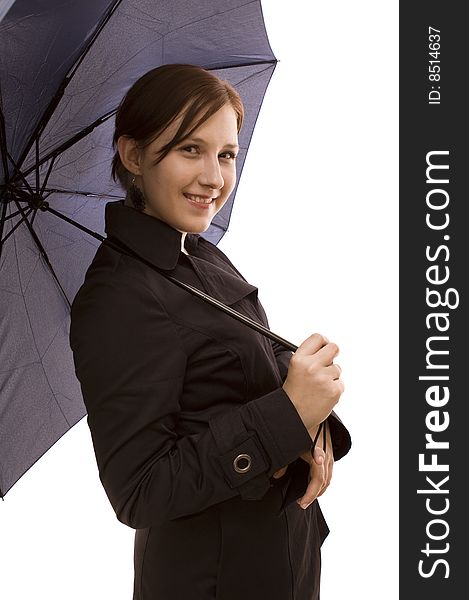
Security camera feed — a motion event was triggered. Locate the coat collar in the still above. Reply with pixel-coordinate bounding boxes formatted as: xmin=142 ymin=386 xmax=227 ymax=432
xmin=104 ymin=200 xmax=258 ymax=306
xmin=105 ymin=199 xmax=186 ymax=270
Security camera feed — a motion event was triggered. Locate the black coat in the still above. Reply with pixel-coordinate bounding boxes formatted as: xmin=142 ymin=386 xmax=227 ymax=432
xmin=69 ymin=200 xmax=351 ymax=600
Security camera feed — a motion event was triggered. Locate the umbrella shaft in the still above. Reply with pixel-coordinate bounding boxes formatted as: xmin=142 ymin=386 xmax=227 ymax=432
xmin=45 ymin=204 xmax=298 ymax=352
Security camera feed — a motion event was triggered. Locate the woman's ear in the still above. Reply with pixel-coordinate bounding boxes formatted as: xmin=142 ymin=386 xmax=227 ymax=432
xmin=117 ymin=136 xmax=142 ymax=177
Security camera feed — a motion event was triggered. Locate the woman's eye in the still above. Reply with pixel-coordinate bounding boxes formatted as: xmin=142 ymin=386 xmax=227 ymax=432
xmin=220 ymin=151 xmax=237 ymax=160
xmin=182 ymin=145 xmax=198 ymax=154
xmin=180 ymin=146 xmax=237 ymax=160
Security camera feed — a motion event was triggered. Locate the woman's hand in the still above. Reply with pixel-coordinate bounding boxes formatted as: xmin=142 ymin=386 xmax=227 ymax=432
xmin=271 ymin=421 xmax=334 ymax=507
xmin=282 ymin=333 xmax=344 ymax=431
xmin=271 ymin=420 xmax=324 ymax=481
xmin=296 ymin=422 xmax=334 ymax=509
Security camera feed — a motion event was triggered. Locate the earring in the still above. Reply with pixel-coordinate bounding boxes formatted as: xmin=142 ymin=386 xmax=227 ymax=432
xmin=128 ymin=175 xmax=146 ymax=211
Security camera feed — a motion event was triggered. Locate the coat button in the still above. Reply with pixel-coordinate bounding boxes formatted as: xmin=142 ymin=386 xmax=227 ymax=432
xmin=233 ymin=453 xmax=252 ymax=473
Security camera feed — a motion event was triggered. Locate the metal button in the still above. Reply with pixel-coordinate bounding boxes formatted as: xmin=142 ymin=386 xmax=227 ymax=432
xmin=233 ymin=453 xmax=252 ymax=473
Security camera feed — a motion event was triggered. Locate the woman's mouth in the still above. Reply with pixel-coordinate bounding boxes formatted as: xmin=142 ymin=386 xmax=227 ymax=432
xmin=183 ymin=193 xmax=214 ymax=209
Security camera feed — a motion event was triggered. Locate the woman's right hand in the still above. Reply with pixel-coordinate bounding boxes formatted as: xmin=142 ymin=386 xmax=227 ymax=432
xmin=282 ymin=333 xmax=344 ymax=430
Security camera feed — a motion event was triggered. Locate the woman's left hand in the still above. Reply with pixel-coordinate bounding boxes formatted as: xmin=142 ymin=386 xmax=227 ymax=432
xmin=272 ymin=422 xmax=334 ymax=509
xmin=296 ymin=422 xmax=334 ymax=508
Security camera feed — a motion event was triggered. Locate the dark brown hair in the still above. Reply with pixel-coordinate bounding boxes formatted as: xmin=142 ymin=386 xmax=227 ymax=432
xmin=111 ymin=63 xmax=244 ymax=191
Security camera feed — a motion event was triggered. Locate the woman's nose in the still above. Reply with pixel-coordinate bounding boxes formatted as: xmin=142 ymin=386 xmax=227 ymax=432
xmin=198 ymin=156 xmax=224 ymax=190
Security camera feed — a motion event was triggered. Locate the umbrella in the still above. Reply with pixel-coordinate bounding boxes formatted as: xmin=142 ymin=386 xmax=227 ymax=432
xmin=0 ymin=0 xmax=286 ymax=500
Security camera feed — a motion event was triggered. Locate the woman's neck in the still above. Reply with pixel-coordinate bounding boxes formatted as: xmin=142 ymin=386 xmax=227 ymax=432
xmin=180 ymin=231 xmax=188 ymax=255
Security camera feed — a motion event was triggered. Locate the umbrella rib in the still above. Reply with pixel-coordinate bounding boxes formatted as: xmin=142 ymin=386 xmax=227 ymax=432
xmin=0 ymin=195 xmax=8 ymax=260
xmin=14 ymin=183 xmax=125 ymax=201
xmin=6 ymin=151 xmax=35 ymax=195
xmin=205 ymin=59 xmax=278 ymax=72
xmin=39 ymin=155 xmax=57 ymax=196
xmin=0 ymin=88 xmax=10 ymax=179
xmin=0 ymin=151 xmax=35 ymax=260
xmin=163 ymin=0 xmax=270 ymax=41
xmin=66 ymin=1 xmax=124 ymax=82
xmin=3 ymin=207 xmax=27 ymax=221
xmin=42 ymin=188 xmax=125 ymax=200
xmin=35 ymin=138 xmax=40 ymax=194
xmin=226 ymin=62 xmax=277 ymax=87
xmin=18 ymin=109 xmax=117 ymax=182
xmin=12 ymin=199 xmax=71 ymax=309
xmin=1 ymin=207 xmax=34 ymax=245
xmin=0 ymin=358 xmax=44 ymax=374
xmin=12 ymin=0 xmax=124 ymax=178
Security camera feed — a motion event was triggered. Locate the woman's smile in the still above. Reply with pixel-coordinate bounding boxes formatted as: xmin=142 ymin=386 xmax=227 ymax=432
xmin=183 ymin=192 xmax=215 ymax=209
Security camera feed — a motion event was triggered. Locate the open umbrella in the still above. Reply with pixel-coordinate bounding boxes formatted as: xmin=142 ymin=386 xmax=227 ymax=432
xmin=0 ymin=0 xmax=286 ymax=499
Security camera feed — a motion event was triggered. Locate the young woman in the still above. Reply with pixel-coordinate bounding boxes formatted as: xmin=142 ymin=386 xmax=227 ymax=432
xmin=69 ymin=63 xmax=351 ymax=600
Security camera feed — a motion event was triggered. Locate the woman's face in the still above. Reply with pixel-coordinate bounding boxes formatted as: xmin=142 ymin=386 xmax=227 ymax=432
xmin=134 ymin=103 xmax=239 ymax=234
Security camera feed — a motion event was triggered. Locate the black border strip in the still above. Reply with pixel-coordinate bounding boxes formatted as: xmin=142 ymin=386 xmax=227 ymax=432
xmin=400 ymin=3 xmax=467 ymax=595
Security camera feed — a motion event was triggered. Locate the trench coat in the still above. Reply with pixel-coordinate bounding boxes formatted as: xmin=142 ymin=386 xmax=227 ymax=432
xmin=69 ymin=200 xmax=351 ymax=600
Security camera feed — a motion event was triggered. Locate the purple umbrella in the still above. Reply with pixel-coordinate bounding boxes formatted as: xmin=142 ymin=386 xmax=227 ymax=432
xmin=0 ymin=0 xmax=286 ymax=499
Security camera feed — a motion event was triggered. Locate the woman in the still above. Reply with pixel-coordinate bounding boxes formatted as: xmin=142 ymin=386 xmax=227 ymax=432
xmin=69 ymin=63 xmax=351 ymax=600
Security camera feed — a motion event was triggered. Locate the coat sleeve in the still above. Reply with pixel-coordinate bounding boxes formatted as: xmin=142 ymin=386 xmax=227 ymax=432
xmin=69 ymin=263 xmax=315 ymax=530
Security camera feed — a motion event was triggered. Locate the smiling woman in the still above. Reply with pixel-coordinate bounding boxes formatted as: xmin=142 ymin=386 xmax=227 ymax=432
xmin=110 ymin=64 xmax=244 ymax=253
xmin=117 ymin=103 xmax=239 ymax=250
xmin=69 ymin=63 xmax=351 ymax=600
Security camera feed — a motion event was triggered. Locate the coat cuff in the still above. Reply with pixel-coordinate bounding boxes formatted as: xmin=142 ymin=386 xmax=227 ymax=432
xmin=327 ymin=410 xmax=352 ymax=461
xmin=241 ymin=386 xmax=313 ymax=470
xmin=208 ymin=407 xmax=271 ymax=501
xmin=208 ymin=387 xmax=312 ymax=501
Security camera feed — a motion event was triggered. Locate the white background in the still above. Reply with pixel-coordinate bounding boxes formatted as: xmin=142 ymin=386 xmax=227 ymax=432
xmin=0 ymin=1 xmax=398 ymax=598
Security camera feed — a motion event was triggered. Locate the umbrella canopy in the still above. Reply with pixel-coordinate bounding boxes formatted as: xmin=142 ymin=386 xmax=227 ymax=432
xmin=0 ymin=0 xmax=278 ymax=499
